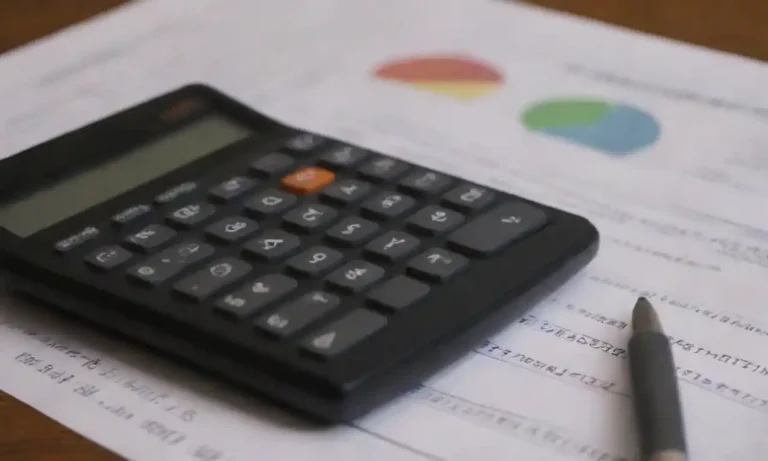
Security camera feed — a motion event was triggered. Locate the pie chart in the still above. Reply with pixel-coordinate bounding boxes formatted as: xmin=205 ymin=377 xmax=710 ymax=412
xmin=373 ymin=55 xmax=504 ymax=101
xmin=521 ymin=98 xmax=660 ymax=155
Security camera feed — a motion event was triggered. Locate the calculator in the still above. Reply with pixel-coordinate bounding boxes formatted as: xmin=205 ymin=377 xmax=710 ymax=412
xmin=0 ymin=84 xmax=598 ymax=422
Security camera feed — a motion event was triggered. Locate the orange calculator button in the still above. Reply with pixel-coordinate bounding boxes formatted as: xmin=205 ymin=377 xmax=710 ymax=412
xmin=281 ymin=166 xmax=336 ymax=195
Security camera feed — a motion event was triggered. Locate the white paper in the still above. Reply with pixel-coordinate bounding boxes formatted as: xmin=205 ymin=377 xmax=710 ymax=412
xmin=2 ymin=1 xmax=768 ymax=460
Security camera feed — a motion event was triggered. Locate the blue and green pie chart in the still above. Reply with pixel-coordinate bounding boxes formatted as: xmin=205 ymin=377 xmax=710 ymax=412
xmin=521 ymin=98 xmax=660 ymax=155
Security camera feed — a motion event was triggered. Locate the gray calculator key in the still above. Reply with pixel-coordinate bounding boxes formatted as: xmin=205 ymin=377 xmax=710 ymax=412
xmin=364 ymin=231 xmax=421 ymax=262
xmin=319 ymin=145 xmax=370 ymax=169
xmin=361 ymin=191 xmax=415 ymax=220
xmin=358 ymin=156 xmax=410 ymax=182
xmin=326 ymin=217 xmax=379 ymax=247
xmin=54 ymin=226 xmax=100 ymax=253
xmin=85 ymin=245 xmax=133 ymax=271
xmin=367 ymin=276 xmax=430 ymax=312
xmin=407 ymin=248 xmax=468 ymax=283
xmin=399 ymin=169 xmax=453 ymax=196
xmin=208 ymin=176 xmax=258 ymax=202
xmin=167 ymin=202 xmax=217 ymax=228
xmin=442 ymin=184 xmax=496 ymax=212
xmin=320 ymin=179 xmax=372 ymax=206
xmin=255 ymin=291 xmax=340 ymax=338
xmin=154 ymin=181 xmax=198 ymax=205
xmin=205 ymin=216 xmax=259 ymax=243
xmin=127 ymin=240 xmax=214 ymax=285
xmin=282 ymin=203 xmax=337 ymax=233
xmin=173 ymin=257 xmax=251 ymax=301
xmin=301 ymin=309 xmax=387 ymax=359
xmin=406 ymin=205 xmax=465 ymax=235
xmin=250 ymin=152 xmax=295 ymax=177
xmin=215 ymin=274 xmax=298 ymax=319
xmin=286 ymin=246 xmax=344 ymax=277
xmin=112 ymin=204 xmax=151 ymax=226
xmin=284 ymin=133 xmax=327 ymax=152
xmin=245 ymin=189 xmax=297 ymax=217
xmin=448 ymin=202 xmax=547 ymax=256
xmin=243 ymin=229 xmax=301 ymax=262
xmin=325 ymin=260 xmax=385 ymax=293
xmin=124 ymin=224 xmax=176 ymax=252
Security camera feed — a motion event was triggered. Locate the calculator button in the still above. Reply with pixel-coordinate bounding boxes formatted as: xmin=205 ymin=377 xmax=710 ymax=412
xmin=325 ymin=217 xmax=379 ymax=247
xmin=406 ymin=205 xmax=465 ymax=236
xmin=364 ymin=231 xmax=421 ymax=262
xmin=245 ymin=189 xmax=297 ymax=217
xmin=250 ymin=152 xmax=295 ymax=178
xmin=282 ymin=203 xmax=338 ymax=233
xmin=154 ymin=181 xmax=198 ymax=205
xmin=286 ymin=246 xmax=343 ymax=277
xmin=301 ymin=309 xmax=387 ymax=359
xmin=447 ymin=202 xmax=547 ymax=256
xmin=205 ymin=216 xmax=259 ymax=243
xmin=243 ymin=229 xmax=301 ymax=262
xmin=127 ymin=240 xmax=215 ymax=285
xmin=325 ymin=260 xmax=385 ymax=293
xmin=360 ymin=191 xmax=415 ymax=220
xmin=214 ymin=274 xmax=298 ymax=319
xmin=124 ymin=224 xmax=176 ymax=252
xmin=358 ymin=156 xmax=410 ymax=182
xmin=173 ymin=257 xmax=252 ymax=301
xmin=367 ymin=276 xmax=430 ymax=312
xmin=255 ymin=291 xmax=340 ymax=338
xmin=85 ymin=245 xmax=133 ymax=271
xmin=442 ymin=184 xmax=496 ymax=213
xmin=399 ymin=169 xmax=453 ymax=196
xmin=112 ymin=204 xmax=151 ymax=227
xmin=320 ymin=179 xmax=372 ymax=206
xmin=407 ymin=248 xmax=468 ymax=283
xmin=281 ymin=167 xmax=336 ymax=195
xmin=208 ymin=176 xmax=257 ymax=202
xmin=318 ymin=144 xmax=370 ymax=170
xmin=54 ymin=226 xmax=100 ymax=253
xmin=167 ymin=202 xmax=217 ymax=229
xmin=284 ymin=133 xmax=327 ymax=152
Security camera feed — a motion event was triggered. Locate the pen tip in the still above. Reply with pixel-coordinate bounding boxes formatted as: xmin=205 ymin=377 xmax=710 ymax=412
xmin=632 ymin=297 xmax=663 ymax=333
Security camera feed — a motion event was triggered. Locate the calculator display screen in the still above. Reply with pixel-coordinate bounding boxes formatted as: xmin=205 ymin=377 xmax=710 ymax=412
xmin=0 ymin=114 xmax=251 ymax=237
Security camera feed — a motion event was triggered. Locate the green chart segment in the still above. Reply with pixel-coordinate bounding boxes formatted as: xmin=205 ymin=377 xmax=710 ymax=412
xmin=521 ymin=99 xmax=660 ymax=155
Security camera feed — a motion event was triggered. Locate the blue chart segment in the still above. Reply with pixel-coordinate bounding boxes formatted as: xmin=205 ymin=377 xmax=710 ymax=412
xmin=521 ymin=98 xmax=661 ymax=156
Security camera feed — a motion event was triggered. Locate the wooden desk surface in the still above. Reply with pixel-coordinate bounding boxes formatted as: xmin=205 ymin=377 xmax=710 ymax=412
xmin=1 ymin=0 xmax=767 ymax=459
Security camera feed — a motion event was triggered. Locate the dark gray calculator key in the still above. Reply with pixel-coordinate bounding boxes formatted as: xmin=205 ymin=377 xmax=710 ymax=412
xmin=250 ymin=152 xmax=295 ymax=177
xmin=367 ymin=276 xmax=430 ymax=312
xmin=320 ymin=179 xmax=372 ymax=206
xmin=208 ymin=176 xmax=258 ymax=202
xmin=112 ymin=204 xmax=151 ymax=227
xmin=54 ymin=226 xmax=100 ymax=253
xmin=173 ymin=257 xmax=251 ymax=301
xmin=124 ymin=224 xmax=176 ymax=252
xmin=364 ymin=231 xmax=421 ymax=262
xmin=167 ymin=202 xmax=217 ymax=228
xmin=286 ymin=246 xmax=343 ymax=277
xmin=243 ymin=229 xmax=301 ymax=262
xmin=357 ymin=156 xmax=410 ymax=182
xmin=361 ymin=191 xmax=415 ymax=220
xmin=85 ymin=245 xmax=133 ymax=271
xmin=245 ymin=189 xmax=297 ymax=217
xmin=447 ymin=202 xmax=548 ymax=256
xmin=215 ymin=274 xmax=298 ymax=319
xmin=407 ymin=248 xmax=468 ymax=283
xmin=127 ymin=240 xmax=215 ymax=285
xmin=255 ymin=291 xmax=340 ymax=338
xmin=442 ymin=184 xmax=496 ymax=213
xmin=318 ymin=145 xmax=370 ymax=170
xmin=399 ymin=169 xmax=453 ymax=196
xmin=406 ymin=205 xmax=465 ymax=235
xmin=325 ymin=260 xmax=385 ymax=293
xmin=154 ymin=181 xmax=198 ymax=205
xmin=301 ymin=309 xmax=387 ymax=359
xmin=284 ymin=133 xmax=327 ymax=152
xmin=282 ymin=203 xmax=338 ymax=233
xmin=205 ymin=216 xmax=259 ymax=243
xmin=326 ymin=217 xmax=379 ymax=247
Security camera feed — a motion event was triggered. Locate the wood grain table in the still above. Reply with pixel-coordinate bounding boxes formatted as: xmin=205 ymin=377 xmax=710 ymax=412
xmin=1 ymin=0 xmax=767 ymax=459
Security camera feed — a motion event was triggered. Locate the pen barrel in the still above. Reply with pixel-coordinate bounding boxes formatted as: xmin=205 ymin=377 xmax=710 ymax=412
xmin=628 ymin=332 xmax=687 ymax=459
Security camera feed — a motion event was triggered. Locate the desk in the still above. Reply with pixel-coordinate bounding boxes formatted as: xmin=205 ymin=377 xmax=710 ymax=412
xmin=0 ymin=0 xmax=767 ymax=459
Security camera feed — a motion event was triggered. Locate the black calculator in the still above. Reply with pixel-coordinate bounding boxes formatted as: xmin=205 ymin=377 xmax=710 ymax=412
xmin=0 ymin=84 xmax=598 ymax=422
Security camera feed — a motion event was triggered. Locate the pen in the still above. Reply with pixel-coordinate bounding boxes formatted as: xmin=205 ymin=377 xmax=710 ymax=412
xmin=628 ymin=297 xmax=688 ymax=461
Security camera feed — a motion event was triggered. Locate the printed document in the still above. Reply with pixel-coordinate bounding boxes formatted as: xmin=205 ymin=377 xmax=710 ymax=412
xmin=2 ymin=1 xmax=768 ymax=460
